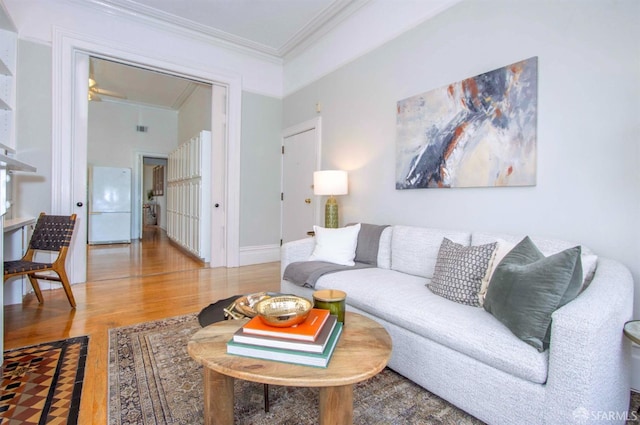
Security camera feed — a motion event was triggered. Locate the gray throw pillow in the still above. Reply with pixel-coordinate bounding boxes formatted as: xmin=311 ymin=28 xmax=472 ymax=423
xmin=354 ymin=223 xmax=390 ymax=266
xmin=427 ymin=238 xmax=497 ymax=307
xmin=483 ymin=236 xmax=583 ymax=352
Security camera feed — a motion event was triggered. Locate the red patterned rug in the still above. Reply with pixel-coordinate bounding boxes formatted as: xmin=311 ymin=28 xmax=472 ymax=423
xmin=1 ymin=336 xmax=88 ymax=425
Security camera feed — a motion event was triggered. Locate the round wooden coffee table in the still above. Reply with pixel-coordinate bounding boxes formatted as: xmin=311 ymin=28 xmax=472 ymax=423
xmin=188 ymin=311 xmax=392 ymax=425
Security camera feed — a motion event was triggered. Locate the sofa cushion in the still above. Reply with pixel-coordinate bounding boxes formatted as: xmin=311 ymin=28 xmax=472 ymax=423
xmin=376 ymin=226 xmax=393 ymax=270
xmin=308 ymin=224 xmax=361 ymax=266
xmin=314 ymin=267 xmax=549 ymax=384
xmin=483 ymin=236 xmax=583 ymax=352
xmin=472 ymin=232 xmax=597 ymax=288
xmin=391 ymin=226 xmax=470 ymax=278
xmin=428 ymin=238 xmax=497 ymax=306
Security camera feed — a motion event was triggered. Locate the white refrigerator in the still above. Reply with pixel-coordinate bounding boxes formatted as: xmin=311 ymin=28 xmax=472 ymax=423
xmin=88 ymin=166 xmax=132 ymax=244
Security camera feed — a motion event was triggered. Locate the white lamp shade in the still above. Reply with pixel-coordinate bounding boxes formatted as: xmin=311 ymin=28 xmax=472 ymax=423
xmin=313 ymin=170 xmax=348 ymax=196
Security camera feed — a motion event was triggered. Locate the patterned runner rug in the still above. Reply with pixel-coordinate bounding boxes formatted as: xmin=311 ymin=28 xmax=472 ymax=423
xmin=1 ymin=336 xmax=89 ymax=425
xmin=108 ymin=313 xmax=640 ymax=425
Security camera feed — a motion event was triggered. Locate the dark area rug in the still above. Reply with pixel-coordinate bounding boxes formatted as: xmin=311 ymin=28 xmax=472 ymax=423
xmin=1 ymin=336 xmax=88 ymax=425
xmin=108 ymin=313 xmax=640 ymax=425
xmin=108 ymin=313 xmax=480 ymax=425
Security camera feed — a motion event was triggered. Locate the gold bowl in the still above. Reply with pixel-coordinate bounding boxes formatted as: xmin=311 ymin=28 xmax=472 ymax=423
xmin=234 ymin=292 xmax=271 ymax=317
xmin=254 ymin=296 xmax=313 ymax=327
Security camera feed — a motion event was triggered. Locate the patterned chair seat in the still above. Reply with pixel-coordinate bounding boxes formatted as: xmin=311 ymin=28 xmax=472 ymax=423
xmin=4 ymin=260 xmax=52 ymax=274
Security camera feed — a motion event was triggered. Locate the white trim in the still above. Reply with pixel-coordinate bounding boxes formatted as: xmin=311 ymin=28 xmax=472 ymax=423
xmin=52 ymin=27 xmax=241 ymax=283
xmin=76 ymin=0 xmax=371 ymax=60
xmin=281 ymin=116 xmax=323 ymax=238
xmin=282 ymin=116 xmax=322 ymax=140
xmin=239 ymin=244 xmax=281 ymax=266
xmin=281 ymin=0 xmax=370 ymax=60
xmin=69 ymin=0 xmax=283 ymax=63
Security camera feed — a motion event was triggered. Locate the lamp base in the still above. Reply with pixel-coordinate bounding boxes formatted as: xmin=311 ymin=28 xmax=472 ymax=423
xmin=324 ymin=196 xmax=339 ymax=228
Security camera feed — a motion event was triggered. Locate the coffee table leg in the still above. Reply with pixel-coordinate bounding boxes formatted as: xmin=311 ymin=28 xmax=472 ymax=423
xmin=203 ymin=368 xmax=234 ymax=425
xmin=319 ymin=384 xmax=353 ymax=425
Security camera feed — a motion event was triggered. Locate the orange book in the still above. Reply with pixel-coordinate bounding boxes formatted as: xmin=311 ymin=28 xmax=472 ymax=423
xmin=242 ymin=308 xmax=331 ymax=341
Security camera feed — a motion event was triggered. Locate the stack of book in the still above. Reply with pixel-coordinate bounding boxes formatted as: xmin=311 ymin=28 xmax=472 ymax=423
xmin=226 ymin=308 xmax=343 ymax=368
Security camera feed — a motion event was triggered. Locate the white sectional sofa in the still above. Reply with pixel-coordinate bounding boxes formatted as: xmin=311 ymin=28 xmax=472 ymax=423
xmin=280 ymin=225 xmax=633 ymax=425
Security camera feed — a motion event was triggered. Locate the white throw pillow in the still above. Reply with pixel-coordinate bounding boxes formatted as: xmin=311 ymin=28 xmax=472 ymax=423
xmin=478 ymin=239 xmax=515 ymax=306
xmin=580 ymin=254 xmax=598 ymax=290
xmin=308 ymin=224 xmax=361 ymax=266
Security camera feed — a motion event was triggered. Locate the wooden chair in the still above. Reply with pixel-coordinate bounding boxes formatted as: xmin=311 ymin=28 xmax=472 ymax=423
xmin=4 ymin=212 xmax=78 ymax=308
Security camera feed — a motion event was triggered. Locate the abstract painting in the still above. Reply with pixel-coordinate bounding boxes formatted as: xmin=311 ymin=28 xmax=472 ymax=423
xmin=396 ymin=57 xmax=538 ymax=189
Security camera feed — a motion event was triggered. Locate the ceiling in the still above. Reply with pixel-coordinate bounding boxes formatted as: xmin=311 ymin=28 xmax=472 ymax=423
xmin=87 ymin=0 xmax=368 ymax=109
xmin=89 ymin=57 xmax=207 ymax=109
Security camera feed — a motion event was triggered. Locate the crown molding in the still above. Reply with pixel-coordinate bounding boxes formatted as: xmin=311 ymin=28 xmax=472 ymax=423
xmin=71 ymin=0 xmax=370 ymax=62
xmin=278 ymin=0 xmax=370 ymax=58
xmin=68 ymin=0 xmax=284 ymax=64
xmin=0 ymin=1 xmax=16 ymax=32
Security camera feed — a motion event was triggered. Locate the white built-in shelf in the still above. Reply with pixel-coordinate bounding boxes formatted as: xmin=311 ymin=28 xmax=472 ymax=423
xmin=4 ymin=217 xmax=35 ymax=232
xmin=0 ymin=21 xmax=16 ymax=150
xmin=0 ymin=142 xmax=14 ymax=153
xmin=167 ymin=130 xmax=211 ymax=262
xmin=0 ymin=154 xmax=36 ymax=172
xmin=0 ymin=97 xmax=10 ymax=111
xmin=0 ymin=142 xmax=36 ymax=172
xmin=0 ymin=59 xmax=11 ymax=77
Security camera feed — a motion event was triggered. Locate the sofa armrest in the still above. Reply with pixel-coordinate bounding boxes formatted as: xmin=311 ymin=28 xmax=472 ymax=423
xmin=544 ymin=257 xmax=633 ymax=423
xmin=280 ymin=238 xmax=315 ymax=278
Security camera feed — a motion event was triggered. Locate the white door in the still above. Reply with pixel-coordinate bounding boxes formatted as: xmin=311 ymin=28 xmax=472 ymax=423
xmin=69 ymin=52 xmax=89 ymax=284
xmin=210 ymin=84 xmax=227 ymax=267
xmin=281 ymin=118 xmax=321 ymax=243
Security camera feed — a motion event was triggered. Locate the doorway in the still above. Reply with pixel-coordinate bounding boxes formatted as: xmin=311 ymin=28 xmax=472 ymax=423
xmin=142 ymin=156 xmax=167 ymax=230
xmin=52 ymin=30 xmax=241 ymax=284
xmin=85 ymin=56 xmax=214 ymax=281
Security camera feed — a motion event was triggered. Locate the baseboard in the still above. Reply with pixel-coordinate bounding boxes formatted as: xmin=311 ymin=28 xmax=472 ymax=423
xmin=239 ymin=244 xmax=280 ymax=266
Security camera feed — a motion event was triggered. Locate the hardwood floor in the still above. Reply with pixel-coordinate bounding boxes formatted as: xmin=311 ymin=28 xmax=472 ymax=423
xmin=3 ymin=226 xmax=281 ymax=424
xmin=86 ymin=226 xmax=206 ymax=281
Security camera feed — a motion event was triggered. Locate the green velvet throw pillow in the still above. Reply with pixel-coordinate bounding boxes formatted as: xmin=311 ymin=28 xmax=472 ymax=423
xmin=483 ymin=236 xmax=583 ymax=352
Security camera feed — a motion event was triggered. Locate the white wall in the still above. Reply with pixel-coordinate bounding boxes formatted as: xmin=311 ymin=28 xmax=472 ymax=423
xmin=88 ymin=101 xmax=176 ymax=238
xmin=284 ymin=0 xmax=640 ymax=305
xmin=240 ymin=92 xmax=282 ymax=249
xmin=88 ymin=101 xmax=178 ymax=168
xmin=13 ymin=39 xmax=50 ymax=218
xmin=5 ymin=39 xmax=51 ymax=304
xmin=178 ymin=85 xmax=212 ymax=144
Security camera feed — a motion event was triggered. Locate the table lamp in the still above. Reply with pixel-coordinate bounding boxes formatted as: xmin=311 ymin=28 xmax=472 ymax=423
xmin=313 ymin=170 xmax=348 ymax=228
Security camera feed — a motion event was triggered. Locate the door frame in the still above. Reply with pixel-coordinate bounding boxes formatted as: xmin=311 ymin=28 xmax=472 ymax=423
xmin=52 ymin=29 xmax=241 ymax=283
xmin=281 ymin=117 xmax=323 ymax=240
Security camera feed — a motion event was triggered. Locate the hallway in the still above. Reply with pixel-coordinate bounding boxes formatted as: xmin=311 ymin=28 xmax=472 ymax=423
xmin=86 ymin=225 xmax=205 ymax=281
